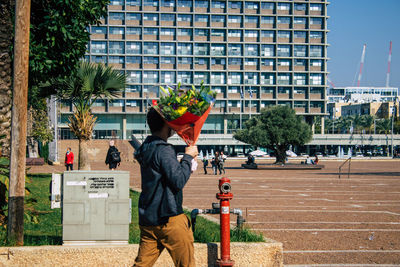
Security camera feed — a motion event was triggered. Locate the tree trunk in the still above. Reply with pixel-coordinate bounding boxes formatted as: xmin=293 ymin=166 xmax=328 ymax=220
xmin=78 ymin=139 xmax=90 ymax=170
xmin=0 ymin=0 xmax=14 ymax=157
xmin=275 ymin=146 xmax=287 ymax=165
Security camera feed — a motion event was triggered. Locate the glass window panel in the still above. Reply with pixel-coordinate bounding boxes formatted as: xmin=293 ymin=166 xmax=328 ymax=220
xmin=109 ymin=12 xmax=124 ymax=20
xmin=177 ymin=43 xmax=193 ymax=55
xmin=261 ymin=44 xmax=274 ymax=56
xmin=126 ymin=27 xmax=141 ymax=35
xmin=310 ymin=31 xmax=323 ymax=38
xmin=91 ymin=26 xmax=106 ymax=34
xmin=143 ymin=0 xmax=158 ymax=7
xmin=195 ymin=14 xmax=209 ymax=22
xmin=228 ymin=29 xmax=242 ymax=38
xmin=228 ymin=44 xmax=242 ymax=56
xmin=261 ymin=59 xmax=274 ymax=66
xmin=277 ymin=3 xmax=290 ymax=11
xmin=161 ymin=71 xmax=176 ymax=83
xmin=195 ymin=0 xmax=208 ymax=8
xmin=160 ymin=28 xmax=175 ymax=36
xmin=161 ymin=0 xmax=175 ymax=7
xmin=228 ymin=15 xmax=242 ymax=23
xmin=177 ymin=0 xmax=192 ymax=7
xmin=212 ymin=15 xmax=225 ymax=23
xmin=310 ymin=45 xmax=323 ymax=57
xmin=126 ymin=56 xmax=141 ymax=64
xmin=143 ymin=42 xmax=159 ymax=54
xmin=143 ymin=71 xmax=159 ymax=83
xmin=161 ymin=13 xmax=175 ymax=21
xmin=178 ymin=28 xmax=192 ymax=36
xmin=228 ymin=1 xmax=242 ymax=9
xmin=109 ymin=56 xmax=124 ymax=64
xmin=126 ymin=42 xmax=142 ymax=54
xmin=178 ymin=57 xmax=192 ymax=64
xmin=212 ymin=29 xmax=225 ymax=37
xmin=294 ymin=31 xmax=306 ymax=38
xmin=244 ymin=72 xmax=258 ymax=85
xmin=177 ymin=14 xmax=192 ymax=22
xmin=228 ymin=72 xmax=242 ymax=84
xmin=160 ymin=42 xmax=175 ymax=55
xmin=161 ymin=57 xmax=175 ymax=64
xmin=261 ymin=30 xmax=274 ymax=38
xmin=126 ymin=13 xmax=141 ymax=21
xmin=143 ymin=28 xmax=158 ymax=35
xmin=194 ymin=43 xmax=209 ymax=55
xmin=261 ymin=2 xmax=274 ymax=10
xmin=143 ymin=56 xmax=158 ymax=64
xmin=294 ymin=3 xmax=306 ymax=11
xmin=91 ymin=55 xmax=107 ymax=63
xmin=245 ymin=44 xmax=258 ymax=56
xmin=294 ymin=45 xmax=307 ymax=57
xmin=211 ymin=0 xmax=225 ymax=9
xmin=194 ymin=28 xmax=209 ymax=36
xmin=228 ymin=58 xmax=242 ymax=65
xmin=278 ymin=31 xmax=290 ymax=38
xmin=211 ymin=44 xmax=226 ymax=56
xmin=127 ymin=71 xmax=142 ymax=83
xmin=261 ymin=16 xmax=274 ymax=24
xmin=109 ymin=41 xmax=124 ymax=54
xmin=245 ymin=2 xmax=258 ymax=10
xmin=177 ymin=71 xmax=192 ymax=83
xmin=126 ymin=0 xmax=141 ymax=6
xmin=310 ymin=17 xmax=323 ymax=25
xmin=277 ymin=45 xmax=291 ymax=57
xmin=277 ymin=17 xmax=291 ymax=24
xmin=143 ymin=13 xmax=158 ymax=21
xmin=245 ymin=16 xmax=259 ymax=24
xmin=294 ymin=17 xmax=307 ymax=24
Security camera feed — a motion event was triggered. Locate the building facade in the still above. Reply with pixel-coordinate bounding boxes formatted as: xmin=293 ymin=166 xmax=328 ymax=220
xmin=327 ymin=87 xmax=398 ymax=104
xmin=59 ymin=0 xmax=329 ymax=143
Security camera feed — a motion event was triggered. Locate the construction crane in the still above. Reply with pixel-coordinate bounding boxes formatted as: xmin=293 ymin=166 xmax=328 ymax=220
xmin=386 ymin=41 xmax=392 ymax=87
xmin=357 ymin=44 xmax=367 ymax=87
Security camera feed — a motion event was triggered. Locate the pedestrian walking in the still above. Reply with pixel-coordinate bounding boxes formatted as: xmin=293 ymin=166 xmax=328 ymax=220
xmin=133 ymin=107 xmax=198 ymax=267
xmin=105 ymin=140 xmax=121 ymax=170
xmin=219 ymin=151 xmax=226 ymax=174
xmin=64 ymin=147 xmax=74 ymax=171
xmin=202 ymin=157 xmax=209 ymax=174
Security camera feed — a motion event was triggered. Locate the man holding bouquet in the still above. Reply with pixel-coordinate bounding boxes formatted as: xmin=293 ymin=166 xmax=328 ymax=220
xmin=134 ymin=107 xmax=198 ymax=267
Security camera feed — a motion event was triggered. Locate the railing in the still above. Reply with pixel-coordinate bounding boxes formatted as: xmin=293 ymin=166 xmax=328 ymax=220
xmin=338 ymin=157 xmax=351 ymax=179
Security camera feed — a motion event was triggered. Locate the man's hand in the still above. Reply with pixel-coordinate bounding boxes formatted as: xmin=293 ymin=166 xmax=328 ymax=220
xmin=185 ymin=146 xmax=198 ymax=158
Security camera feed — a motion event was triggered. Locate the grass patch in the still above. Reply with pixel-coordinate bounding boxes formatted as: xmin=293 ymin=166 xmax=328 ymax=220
xmin=0 ymin=174 xmax=263 ymax=246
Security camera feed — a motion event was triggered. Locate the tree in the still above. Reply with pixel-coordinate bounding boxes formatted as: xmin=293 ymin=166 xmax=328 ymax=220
xmin=234 ymin=106 xmax=312 ymax=164
xmin=48 ymin=62 xmax=126 ymax=170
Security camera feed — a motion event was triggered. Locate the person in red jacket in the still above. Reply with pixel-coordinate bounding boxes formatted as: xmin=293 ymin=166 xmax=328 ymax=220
xmin=65 ymin=147 xmax=74 ymax=171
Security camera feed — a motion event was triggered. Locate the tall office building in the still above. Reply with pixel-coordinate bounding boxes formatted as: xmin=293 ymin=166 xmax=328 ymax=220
xmin=59 ymin=0 xmax=329 ymax=146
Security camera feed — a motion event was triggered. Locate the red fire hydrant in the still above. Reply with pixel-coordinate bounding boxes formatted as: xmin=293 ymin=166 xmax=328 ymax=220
xmin=216 ymin=177 xmax=235 ymax=267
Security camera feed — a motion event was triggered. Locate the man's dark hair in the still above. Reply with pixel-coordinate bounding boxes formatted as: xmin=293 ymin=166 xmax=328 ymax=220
xmin=147 ymin=107 xmax=165 ymax=134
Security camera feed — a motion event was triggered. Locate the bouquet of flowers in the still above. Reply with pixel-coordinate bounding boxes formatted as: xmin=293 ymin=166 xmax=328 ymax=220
xmin=154 ymin=81 xmax=216 ymax=146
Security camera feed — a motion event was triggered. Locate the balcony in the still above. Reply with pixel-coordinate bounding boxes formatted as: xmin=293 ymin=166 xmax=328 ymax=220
xmin=294 ymin=107 xmax=307 ymax=113
xmin=293 ymin=24 xmax=306 ymax=29
xmin=260 ymin=9 xmax=274 ymax=15
xmin=91 ymin=33 xmax=107 ymax=39
xmin=125 ymin=106 xmax=141 ymax=113
xmin=160 ymin=6 xmax=174 ymax=12
xmin=277 ymin=37 xmax=290 ymax=43
xmin=294 ymin=37 xmax=306 ymax=43
xmin=161 ymin=21 xmax=175 ymax=26
xmin=228 ymin=93 xmax=241 ymax=99
xmin=194 ymin=7 xmax=208 ymax=13
xmin=108 ymin=63 xmax=124 ymax=69
xmin=277 ymin=23 xmax=290 ymax=29
xmin=109 ymin=34 xmax=124 ymax=40
xmin=177 ymin=35 xmax=192 ymax=41
xmin=228 ymin=107 xmax=241 ymax=113
xmin=211 ymin=36 xmax=225 ymax=42
xmin=91 ymin=106 xmax=106 ymax=113
xmin=294 ymin=66 xmax=306 ymax=71
xmin=194 ymin=64 xmax=208 ymax=70
xmin=278 ymin=93 xmax=290 ymax=99
xmin=228 ymin=37 xmax=241 ymax=42
xmin=211 ymin=22 xmax=225 ymax=28
xmin=244 ymin=22 xmax=258 ymax=28
xmin=126 ymin=20 xmax=140 ymax=26
xmin=310 ymin=66 xmax=323 ymax=71
xmin=261 ymin=65 xmax=274 ymax=71
xmin=293 ymin=93 xmax=306 ymax=99
xmin=211 ymin=7 xmax=224 ymax=13
xmin=194 ymin=35 xmax=208 ymax=41
xmin=160 ymin=35 xmax=175 ymax=41
xmin=126 ymin=5 xmax=140 ymax=11
xmin=310 ymin=93 xmax=323 ymax=99
xmin=277 ymin=66 xmax=290 ymax=71
xmin=228 ymin=8 xmax=241 ymax=14
xmin=177 ymin=21 xmax=191 ymax=27
xmin=108 ymin=106 xmax=124 ymax=113
xmin=228 ymin=64 xmax=241 ymax=70
xmin=126 ymin=63 xmax=141 ymax=69
xmin=177 ymin=6 xmax=191 ymax=12
xmin=194 ymin=21 xmax=208 ymax=27
xmin=294 ymin=10 xmax=306 ymax=15
xmin=143 ymin=21 xmax=158 ymax=26
xmin=310 ymin=24 xmax=324 ymax=30
xmin=244 ymin=65 xmax=257 ymax=70
xmin=261 ymin=93 xmax=274 ymax=99
xmin=310 ymin=107 xmax=323 ymax=113
xmin=143 ymin=63 xmax=158 ymax=69
xmin=177 ymin=64 xmax=192 ymax=70
xmin=310 ymin=10 xmax=323 ymax=16
xmin=211 ymin=64 xmax=225 ymax=70
xmin=109 ymin=5 xmax=123 ymax=10
xmin=143 ymin=35 xmax=158 ymax=40
xmin=310 ymin=38 xmax=323 ymax=44
xmin=108 ymin=20 xmax=124 ymax=26
xmin=211 ymin=107 xmax=225 ymax=114
xmin=143 ymin=6 xmax=157 ymax=11
xmin=228 ymin=22 xmax=241 ymax=28
xmin=244 ymin=37 xmax=258 ymax=42
xmin=160 ymin=63 xmax=175 ymax=69
xmin=277 ymin=9 xmax=290 ymax=15
xmin=125 ymin=92 xmax=140 ymax=98
xmin=245 ymin=8 xmax=258 ymax=14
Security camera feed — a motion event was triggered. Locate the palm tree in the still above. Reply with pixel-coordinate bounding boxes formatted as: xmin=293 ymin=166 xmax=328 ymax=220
xmin=54 ymin=62 xmax=126 ymax=170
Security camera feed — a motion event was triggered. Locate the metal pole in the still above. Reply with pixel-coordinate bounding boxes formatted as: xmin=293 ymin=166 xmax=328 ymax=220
xmin=391 ymin=104 xmax=394 ymax=157
xmin=8 ymin=0 xmax=31 ymax=246
xmin=239 ymin=98 xmax=242 ymax=129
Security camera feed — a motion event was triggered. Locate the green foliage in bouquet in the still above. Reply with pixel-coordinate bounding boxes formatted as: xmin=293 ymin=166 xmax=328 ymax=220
xmin=158 ymin=81 xmax=217 ymax=121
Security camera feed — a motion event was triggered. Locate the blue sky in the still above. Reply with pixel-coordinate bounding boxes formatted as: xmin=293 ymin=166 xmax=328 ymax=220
xmin=328 ymin=0 xmax=400 ymax=88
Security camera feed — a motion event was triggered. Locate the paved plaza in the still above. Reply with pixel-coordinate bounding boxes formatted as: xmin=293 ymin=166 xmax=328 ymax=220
xmin=29 ymin=158 xmax=400 ymax=266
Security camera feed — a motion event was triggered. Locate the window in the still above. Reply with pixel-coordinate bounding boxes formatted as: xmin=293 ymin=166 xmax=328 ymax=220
xmin=195 ymin=0 xmax=208 ymax=8
xmin=161 ymin=71 xmax=176 ymax=83
xmin=109 ymin=42 xmax=124 ymax=54
xmin=126 ymin=100 xmax=139 ymax=107
xmin=109 ymin=56 xmax=124 ymax=64
xmin=310 ymin=46 xmax=323 ymax=57
xmin=143 ymin=0 xmax=158 ymax=7
xmin=160 ymin=43 xmax=175 ymax=55
xmin=261 ymin=30 xmax=274 ymax=38
xmin=310 ymin=17 xmax=323 ymax=25
xmin=294 ymin=17 xmax=307 ymax=24
xmin=245 ymin=16 xmax=258 ymax=24
xmin=294 ymin=59 xmax=306 ymax=66
xmin=310 ymin=4 xmax=323 ymax=11
xmin=195 ymin=14 xmax=209 ymax=23
xmin=278 ymin=59 xmax=290 ymax=66
xmin=261 ymin=73 xmax=274 ymax=85
xmin=143 ymin=42 xmax=158 ymax=54
xmin=92 ymin=99 xmax=106 ymax=107
xmin=212 ymin=29 xmax=225 ymax=37
xmin=109 ymin=12 xmax=124 ymax=21
xmin=277 ymin=17 xmax=290 ymax=24
xmin=228 ymin=15 xmax=242 ymax=24
xmin=294 ymin=45 xmax=307 ymax=57
xmin=177 ymin=0 xmax=192 ymax=7
xmin=126 ymin=27 xmax=141 ymax=35
xmin=177 ymin=43 xmax=192 ymax=55
xmin=278 ymin=31 xmax=290 ymax=39
xmin=277 ymin=3 xmax=290 ymax=11
xmin=143 ymin=71 xmax=158 ymax=83
xmin=194 ymin=72 xmax=209 ymax=84
xmin=261 ymin=16 xmax=274 ymax=24
xmin=261 ymin=44 xmax=274 ymax=56
xmin=294 ymin=88 xmax=306 ymax=95
xmin=194 ymin=28 xmax=209 ymax=36
xmin=91 ymin=26 xmax=106 ymax=34
xmin=294 ymin=73 xmax=306 ymax=85
xmin=126 ymin=56 xmax=141 ymax=64
xmin=211 ymin=44 xmax=226 ymax=56
xmin=143 ymin=13 xmax=158 ymax=22
xmin=310 ymin=74 xmax=323 ymax=85
xmin=261 ymin=59 xmax=274 ymax=66
xmin=161 ymin=13 xmax=175 ymax=22
xmin=161 ymin=57 xmax=175 ymax=64
xmin=310 ymin=59 xmax=323 ymax=66
xmin=245 ymin=58 xmax=258 ymax=66
xmin=178 ymin=57 xmax=192 ymax=64
xmin=178 ymin=28 xmax=192 ymax=36
xmin=92 ymin=55 xmax=107 ymax=63
xmin=177 ymin=14 xmax=192 ymax=22
xmin=228 ymin=1 xmax=241 ymax=9
xmin=228 ymin=72 xmax=242 ymax=84
xmin=127 ymin=71 xmax=141 ymax=83
xmin=277 ymin=45 xmax=291 ymax=57
xmin=194 ymin=43 xmax=209 ymax=55
xmin=177 ymin=71 xmax=192 ymax=84
xmin=143 ymin=57 xmax=158 ymax=64
xmin=195 ymin=58 xmax=208 ymax=65
xmin=277 ymin=74 xmax=291 ymax=85
xmin=245 ymin=73 xmax=258 ymax=85
xmin=245 ymin=2 xmax=258 ymax=10
xmin=212 ymin=15 xmax=225 ymax=23
xmin=294 ymin=3 xmax=306 ymax=11
xmin=261 ymin=2 xmax=274 ymax=10
xmin=160 ymin=28 xmax=175 ymax=36
xmin=310 ymin=31 xmax=323 ymax=39
xmin=211 ymin=58 xmax=226 ymax=65
xmin=110 ymin=99 xmax=124 ymax=107
xmin=228 ymin=100 xmax=240 ymax=108
xmin=126 ymin=13 xmax=141 ymax=21
xmin=161 ymin=0 xmax=175 ymax=7
xmin=126 ymin=0 xmax=141 ymax=6
xmin=228 ymin=58 xmax=242 ymax=65
xmin=211 ymin=72 xmax=225 ymax=84
xmin=245 ymin=44 xmax=258 ymax=56
xmin=211 ymin=1 xmax=225 ymax=9
xmin=228 ymin=44 xmax=242 ymax=56
xmin=294 ymin=31 xmax=306 ymax=38
xmin=144 ymin=28 xmax=158 ymax=35
xmin=245 ymin=30 xmax=258 ymax=38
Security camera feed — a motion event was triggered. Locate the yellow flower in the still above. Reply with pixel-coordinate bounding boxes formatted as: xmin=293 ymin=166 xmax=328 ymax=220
xmin=176 ymin=106 xmax=187 ymax=115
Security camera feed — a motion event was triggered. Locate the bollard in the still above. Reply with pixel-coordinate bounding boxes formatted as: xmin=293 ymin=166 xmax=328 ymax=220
xmin=216 ymin=177 xmax=234 ymax=267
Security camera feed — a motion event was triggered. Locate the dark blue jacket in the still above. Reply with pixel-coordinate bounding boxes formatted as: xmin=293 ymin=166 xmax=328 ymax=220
xmin=135 ymin=135 xmax=193 ymax=226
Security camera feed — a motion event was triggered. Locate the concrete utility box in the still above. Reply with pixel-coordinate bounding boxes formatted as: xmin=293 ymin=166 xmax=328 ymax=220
xmin=62 ymin=171 xmax=131 ymax=245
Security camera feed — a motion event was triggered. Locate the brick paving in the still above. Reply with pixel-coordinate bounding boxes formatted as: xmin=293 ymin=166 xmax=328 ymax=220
xmin=29 ymin=158 xmax=400 ymax=265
